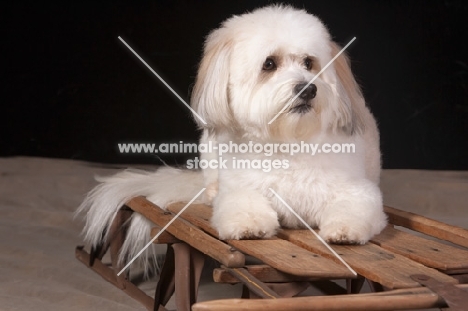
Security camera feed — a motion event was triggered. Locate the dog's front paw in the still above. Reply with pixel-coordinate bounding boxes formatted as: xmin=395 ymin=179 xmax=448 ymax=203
xmin=319 ymin=180 xmax=387 ymax=244
xmin=215 ymin=209 xmax=279 ymax=240
xmin=212 ymin=190 xmax=280 ymax=240
xmin=319 ymin=221 xmax=370 ymax=245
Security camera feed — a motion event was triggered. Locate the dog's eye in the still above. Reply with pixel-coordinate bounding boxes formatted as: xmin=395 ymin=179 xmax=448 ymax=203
xmin=304 ymin=57 xmax=313 ymax=70
xmin=262 ymin=58 xmax=277 ymax=71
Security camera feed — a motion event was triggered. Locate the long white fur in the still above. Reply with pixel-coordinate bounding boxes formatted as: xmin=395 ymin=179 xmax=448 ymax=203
xmin=77 ymin=5 xmax=387 ymax=271
xmin=77 ymin=167 xmax=204 ymax=270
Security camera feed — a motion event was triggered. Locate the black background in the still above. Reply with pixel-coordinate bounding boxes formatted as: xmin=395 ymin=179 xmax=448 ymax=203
xmin=3 ymin=0 xmax=467 ymax=169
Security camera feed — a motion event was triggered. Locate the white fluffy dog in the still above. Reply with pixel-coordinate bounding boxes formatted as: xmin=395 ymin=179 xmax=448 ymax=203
xmin=78 ymin=5 xmax=387 ymax=267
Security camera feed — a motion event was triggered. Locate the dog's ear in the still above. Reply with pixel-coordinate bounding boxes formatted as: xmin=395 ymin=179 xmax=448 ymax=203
xmin=323 ymin=42 xmax=365 ymax=135
xmin=191 ymin=29 xmax=234 ymax=130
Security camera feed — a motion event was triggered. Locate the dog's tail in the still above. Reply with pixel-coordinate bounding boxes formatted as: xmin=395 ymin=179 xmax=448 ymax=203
xmin=76 ymin=166 xmax=204 ymax=272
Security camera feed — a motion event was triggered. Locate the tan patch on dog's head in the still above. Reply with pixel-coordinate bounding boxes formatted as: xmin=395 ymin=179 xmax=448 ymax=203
xmin=328 ymin=41 xmax=366 ymax=135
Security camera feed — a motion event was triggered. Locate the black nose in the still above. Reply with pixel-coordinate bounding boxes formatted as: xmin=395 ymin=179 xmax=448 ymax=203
xmin=294 ymin=83 xmax=317 ymax=100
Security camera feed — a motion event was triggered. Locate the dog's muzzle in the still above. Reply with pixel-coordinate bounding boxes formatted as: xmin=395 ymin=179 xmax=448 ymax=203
xmin=290 ymin=83 xmax=317 ymax=113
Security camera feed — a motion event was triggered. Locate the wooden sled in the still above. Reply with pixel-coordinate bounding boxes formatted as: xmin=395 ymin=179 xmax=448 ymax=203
xmin=76 ymin=196 xmax=468 ymax=310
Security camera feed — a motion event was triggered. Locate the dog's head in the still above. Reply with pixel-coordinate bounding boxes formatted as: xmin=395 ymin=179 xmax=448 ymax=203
xmin=191 ymin=5 xmax=365 ymax=141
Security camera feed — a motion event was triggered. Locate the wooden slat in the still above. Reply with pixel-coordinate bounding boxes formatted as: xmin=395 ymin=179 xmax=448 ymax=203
xmin=150 ymin=227 xmax=180 ymax=244
xmin=371 ymin=226 xmax=468 ymax=273
xmin=225 ymin=267 xmax=280 ymax=299
xmin=279 ymin=229 xmax=457 ymax=289
xmin=215 ymin=266 xmax=346 ymax=294
xmin=192 ymin=284 xmax=468 ymax=311
xmin=228 ymin=238 xmax=355 ymax=278
xmin=167 ymin=202 xmax=216 ymax=235
xmin=125 ymin=197 xmax=245 ymax=268
xmin=213 ymin=265 xmax=318 ymax=283
xmin=384 ymin=205 xmax=468 ymax=248
xmin=168 ymin=202 xmax=355 ymax=279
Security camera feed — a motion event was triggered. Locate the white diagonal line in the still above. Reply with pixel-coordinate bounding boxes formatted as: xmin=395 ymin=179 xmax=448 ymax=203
xmin=268 ymin=37 xmax=356 ymax=125
xmin=118 ymin=36 xmax=207 ymax=125
xmin=269 ymin=188 xmax=357 ymax=276
xmin=117 ymin=187 xmax=206 ymax=276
